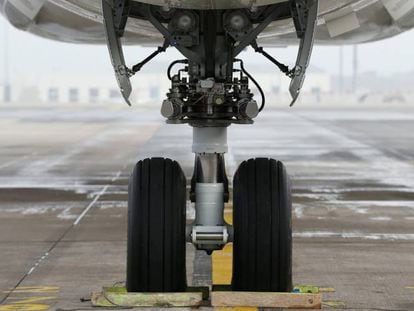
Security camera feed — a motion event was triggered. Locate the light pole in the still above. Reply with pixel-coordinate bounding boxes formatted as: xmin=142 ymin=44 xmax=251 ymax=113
xmin=352 ymin=45 xmax=358 ymax=93
xmin=339 ymin=45 xmax=344 ymax=94
xmin=3 ymin=20 xmax=11 ymax=103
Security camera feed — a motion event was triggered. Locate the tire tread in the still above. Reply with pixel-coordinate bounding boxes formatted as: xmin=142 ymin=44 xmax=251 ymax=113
xmin=232 ymin=158 xmax=292 ymax=292
xmin=127 ymin=158 xmax=187 ymax=292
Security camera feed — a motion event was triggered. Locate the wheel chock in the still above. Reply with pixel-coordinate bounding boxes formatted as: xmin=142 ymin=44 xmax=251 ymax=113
xmin=91 ymin=286 xmax=209 ymax=308
xmin=211 ymin=285 xmax=322 ymax=309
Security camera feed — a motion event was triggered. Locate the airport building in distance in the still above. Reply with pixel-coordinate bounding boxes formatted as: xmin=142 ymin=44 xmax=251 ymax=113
xmin=0 ymin=63 xmax=330 ymax=106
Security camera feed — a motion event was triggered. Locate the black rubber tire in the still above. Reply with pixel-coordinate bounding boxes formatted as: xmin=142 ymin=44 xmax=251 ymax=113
xmin=127 ymin=158 xmax=187 ymax=292
xmin=232 ymin=158 xmax=293 ymax=292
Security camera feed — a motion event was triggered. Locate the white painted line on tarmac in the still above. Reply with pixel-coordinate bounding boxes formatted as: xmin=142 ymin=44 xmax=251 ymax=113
xmin=111 ymin=170 xmax=122 ymax=182
xmin=0 ymin=153 xmax=36 ymax=170
xmin=73 ymin=185 xmax=109 ymax=226
xmin=294 ymin=231 xmax=414 ymax=240
xmin=369 ymin=216 xmax=391 ymax=221
xmin=73 ymin=170 xmax=122 ymax=226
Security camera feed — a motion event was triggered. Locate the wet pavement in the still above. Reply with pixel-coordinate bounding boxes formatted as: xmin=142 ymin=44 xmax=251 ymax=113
xmin=0 ymin=104 xmax=413 ymax=310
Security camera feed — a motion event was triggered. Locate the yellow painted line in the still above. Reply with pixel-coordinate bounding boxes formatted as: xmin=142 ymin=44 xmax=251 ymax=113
xmin=224 ymin=203 xmax=233 ymax=225
xmin=213 ymin=204 xmax=233 ymax=285
xmin=319 ymin=287 xmax=336 ymax=292
xmin=222 ymin=206 xmax=233 ymax=285
xmin=0 ymin=304 xmax=50 ymax=310
xmin=1 ymin=286 xmax=59 ymax=311
xmin=212 ymin=205 xmax=256 ymax=311
xmin=212 ymin=244 xmax=233 ymax=285
xmin=7 ymin=297 xmax=56 ymax=304
xmin=4 ymin=286 xmax=59 ymax=294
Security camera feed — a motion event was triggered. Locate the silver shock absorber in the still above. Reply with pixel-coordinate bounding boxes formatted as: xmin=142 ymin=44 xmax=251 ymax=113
xmin=188 ymin=127 xmax=233 ymax=253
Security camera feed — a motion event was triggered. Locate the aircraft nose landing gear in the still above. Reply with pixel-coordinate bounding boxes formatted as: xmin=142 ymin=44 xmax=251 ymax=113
xmin=102 ymin=0 xmax=318 ymax=295
xmin=127 ymin=126 xmax=293 ymax=293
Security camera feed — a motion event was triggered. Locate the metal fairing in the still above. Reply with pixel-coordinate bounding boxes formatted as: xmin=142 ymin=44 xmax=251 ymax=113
xmin=102 ymin=0 xmax=132 ymax=105
xmin=289 ymin=0 xmax=318 ymax=106
xmin=1 ymin=0 xmax=414 ymax=45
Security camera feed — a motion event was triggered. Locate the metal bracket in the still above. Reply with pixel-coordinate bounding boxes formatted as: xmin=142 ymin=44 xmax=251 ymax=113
xmin=289 ymin=0 xmax=319 ymax=106
xmin=142 ymin=5 xmax=201 ymax=62
xmin=191 ymin=226 xmax=230 ymax=246
xmin=102 ymin=0 xmax=133 ymax=106
xmin=232 ymin=5 xmax=290 ymax=58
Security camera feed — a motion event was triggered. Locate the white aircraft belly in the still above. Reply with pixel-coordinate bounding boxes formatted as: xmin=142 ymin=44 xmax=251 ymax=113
xmin=1 ymin=0 xmax=414 ymax=45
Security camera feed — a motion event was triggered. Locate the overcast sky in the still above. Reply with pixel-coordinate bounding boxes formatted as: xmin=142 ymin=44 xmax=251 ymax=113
xmin=1 ymin=17 xmax=414 ymax=85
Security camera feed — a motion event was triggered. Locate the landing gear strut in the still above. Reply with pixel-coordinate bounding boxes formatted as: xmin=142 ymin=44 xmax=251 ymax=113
xmin=102 ymin=0 xmax=318 ymax=293
xmin=188 ymin=127 xmax=232 ymax=254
